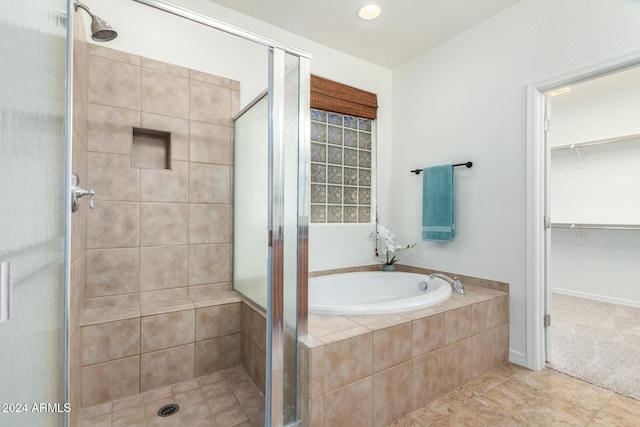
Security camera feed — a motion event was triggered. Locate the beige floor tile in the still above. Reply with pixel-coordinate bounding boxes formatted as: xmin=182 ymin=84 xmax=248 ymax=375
xmin=408 ymin=406 xmax=442 ymax=426
xmin=174 ymin=401 xmax=212 ymax=424
xmin=171 ymin=378 xmax=200 ymax=395
xmin=78 ymin=413 xmax=111 ymax=427
xmin=111 ymin=404 xmax=146 ymax=427
xmin=592 ymin=394 xmax=640 ymax=425
xmin=433 ymin=399 xmax=519 ymax=426
xmin=214 ymin=404 xmax=248 ymax=426
xmin=202 ymin=380 xmax=232 ymax=400
xmin=192 ymin=414 xmax=219 ymax=427
xmin=199 ymin=371 xmax=226 ymax=386
xmin=510 ymin=395 xmax=596 ymax=426
xmin=79 ymin=401 xmax=113 ymax=420
xmin=207 ymin=393 xmax=239 ymax=414
xmin=175 ymin=387 xmax=206 ymax=408
xmin=385 ymin=415 xmax=424 ymax=427
xmin=422 ymin=389 xmax=472 ymax=419
xmin=112 ymin=393 xmax=145 ymax=412
xmin=517 ymin=368 xmax=615 ymax=412
xmin=143 ymin=385 xmax=173 ymax=403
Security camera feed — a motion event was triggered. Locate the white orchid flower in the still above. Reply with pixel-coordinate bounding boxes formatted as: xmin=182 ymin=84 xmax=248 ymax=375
xmin=370 ymin=224 xmax=416 ymax=265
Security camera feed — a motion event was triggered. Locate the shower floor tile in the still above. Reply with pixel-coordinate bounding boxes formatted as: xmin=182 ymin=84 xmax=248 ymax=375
xmin=78 ymin=365 xmax=264 ymax=427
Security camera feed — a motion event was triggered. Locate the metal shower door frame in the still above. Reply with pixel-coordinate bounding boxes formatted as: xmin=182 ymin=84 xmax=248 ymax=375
xmin=266 ymin=48 xmax=310 ymax=426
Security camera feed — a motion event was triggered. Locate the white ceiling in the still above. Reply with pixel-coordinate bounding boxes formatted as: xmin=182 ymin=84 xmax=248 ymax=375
xmin=208 ymin=0 xmax=522 ymax=69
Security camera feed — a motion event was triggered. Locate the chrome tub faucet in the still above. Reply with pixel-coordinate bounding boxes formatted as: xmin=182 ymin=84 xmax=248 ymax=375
xmin=430 ymin=273 xmax=465 ymax=295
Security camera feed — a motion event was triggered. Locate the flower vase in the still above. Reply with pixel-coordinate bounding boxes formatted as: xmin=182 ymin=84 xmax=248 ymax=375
xmin=382 ymin=264 xmax=395 ymax=272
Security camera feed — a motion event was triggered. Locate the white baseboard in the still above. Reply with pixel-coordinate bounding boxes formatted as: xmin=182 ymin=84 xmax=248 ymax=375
xmin=508 ymin=349 xmax=528 ymax=367
xmin=551 ymin=287 xmax=640 ymax=309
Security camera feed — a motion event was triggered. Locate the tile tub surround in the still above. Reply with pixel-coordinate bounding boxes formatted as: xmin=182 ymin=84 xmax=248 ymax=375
xmin=79 ymin=292 xmax=242 ymax=407
xmin=299 ymin=283 xmax=509 ymax=427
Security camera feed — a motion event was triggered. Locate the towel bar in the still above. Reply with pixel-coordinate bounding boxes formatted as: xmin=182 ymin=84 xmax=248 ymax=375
xmin=411 ymin=161 xmax=472 ymax=175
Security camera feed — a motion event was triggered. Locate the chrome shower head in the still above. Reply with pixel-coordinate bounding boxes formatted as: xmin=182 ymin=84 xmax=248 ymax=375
xmin=75 ymin=1 xmax=118 ymax=42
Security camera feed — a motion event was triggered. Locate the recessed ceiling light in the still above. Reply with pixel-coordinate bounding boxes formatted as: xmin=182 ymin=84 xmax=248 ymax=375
xmin=546 ymin=87 xmax=571 ymax=96
xmin=358 ymin=5 xmax=381 ymax=20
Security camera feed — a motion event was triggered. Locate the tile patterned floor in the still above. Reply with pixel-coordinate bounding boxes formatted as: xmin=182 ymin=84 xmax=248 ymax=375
xmin=387 ymin=363 xmax=640 ymax=427
xmin=78 ymin=365 xmax=264 ymax=427
xmin=78 ymin=362 xmax=640 ymax=426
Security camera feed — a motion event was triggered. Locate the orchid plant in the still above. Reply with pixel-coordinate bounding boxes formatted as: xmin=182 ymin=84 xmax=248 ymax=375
xmin=370 ymin=224 xmax=416 ymax=265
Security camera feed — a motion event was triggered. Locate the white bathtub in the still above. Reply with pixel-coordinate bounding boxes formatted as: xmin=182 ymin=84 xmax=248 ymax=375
xmin=308 ymin=271 xmax=452 ymax=315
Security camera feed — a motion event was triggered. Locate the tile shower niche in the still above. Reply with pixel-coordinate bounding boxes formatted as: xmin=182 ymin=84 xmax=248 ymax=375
xmin=132 ymin=127 xmax=171 ymax=169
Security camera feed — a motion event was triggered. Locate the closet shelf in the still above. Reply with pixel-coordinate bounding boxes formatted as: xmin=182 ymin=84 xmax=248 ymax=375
xmin=550 ymin=132 xmax=640 ymax=151
xmin=551 ymin=222 xmax=640 ymax=231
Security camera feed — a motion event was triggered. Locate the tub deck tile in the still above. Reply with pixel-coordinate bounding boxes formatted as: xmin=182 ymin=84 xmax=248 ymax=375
xmin=316 ymin=325 xmax=372 ymax=345
xmin=308 ymin=313 xmax=361 ymax=338
xmin=402 ymin=305 xmax=444 ymax=320
xmin=345 ymin=313 xmax=410 ymax=330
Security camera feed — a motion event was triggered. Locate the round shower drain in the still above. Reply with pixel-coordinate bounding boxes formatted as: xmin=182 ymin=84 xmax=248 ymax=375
xmin=157 ymin=403 xmax=180 ymax=417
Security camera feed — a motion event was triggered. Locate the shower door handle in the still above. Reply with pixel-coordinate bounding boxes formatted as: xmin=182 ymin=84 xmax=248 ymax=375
xmin=0 ymin=262 xmax=11 ymax=322
xmin=71 ymin=172 xmax=95 ymax=212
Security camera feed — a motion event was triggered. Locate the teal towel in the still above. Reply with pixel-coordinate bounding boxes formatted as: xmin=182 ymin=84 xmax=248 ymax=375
xmin=422 ymin=164 xmax=455 ymax=242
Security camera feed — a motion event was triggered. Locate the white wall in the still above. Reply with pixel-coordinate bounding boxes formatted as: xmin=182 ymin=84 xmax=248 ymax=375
xmin=390 ymin=0 xmax=640 ymax=363
xmin=549 ymin=87 xmax=640 ymax=306
xmin=550 ymin=86 xmax=640 ymax=145
xmin=85 ymin=0 xmax=640 ymax=363
xmin=84 ymin=0 xmax=392 ymax=271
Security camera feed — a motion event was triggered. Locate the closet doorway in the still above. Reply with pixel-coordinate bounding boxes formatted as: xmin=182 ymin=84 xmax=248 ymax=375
xmin=544 ymin=66 xmax=640 ymax=400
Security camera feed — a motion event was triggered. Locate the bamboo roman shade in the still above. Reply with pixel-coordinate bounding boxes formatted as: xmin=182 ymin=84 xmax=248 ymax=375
xmin=310 ymin=75 xmax=378 ymax=120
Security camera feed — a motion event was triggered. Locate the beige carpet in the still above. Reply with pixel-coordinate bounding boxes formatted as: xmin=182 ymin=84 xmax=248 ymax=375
xmin=547 ymin=292 xmax=640 ymax=401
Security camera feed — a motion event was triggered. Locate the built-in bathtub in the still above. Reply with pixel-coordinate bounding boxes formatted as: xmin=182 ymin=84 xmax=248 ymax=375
xmin=309 ymin=271 xmax=452 ymax=315
xmin=301 ymin=267 xmax=510 ymax=427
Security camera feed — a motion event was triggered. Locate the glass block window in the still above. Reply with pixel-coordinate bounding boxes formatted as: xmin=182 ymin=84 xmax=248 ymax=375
xmin=310 ymin=109 xmax=374 ymax=223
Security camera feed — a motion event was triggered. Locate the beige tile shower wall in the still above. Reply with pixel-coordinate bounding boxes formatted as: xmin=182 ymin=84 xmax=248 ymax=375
xmin=69 ymin=12 xmax=89 ymax=426
xmin=80 ymin=298 xmax=243 ymax=407
xmin=241 ymin=302 xmax=267 ymax=393
xmin=84 ymin=44 xmax=240 ymax=307
xmin=79 ymin=45 xmax=242 ymax=409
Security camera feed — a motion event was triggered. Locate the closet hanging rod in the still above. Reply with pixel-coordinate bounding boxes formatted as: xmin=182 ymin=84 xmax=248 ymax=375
xmin=551 ymin=223 xmax=640 ymax=231
xmin=411 ymin=162 xmax=472 ymax=175
xmin=550 ymin=132 xmax=640 ymax=151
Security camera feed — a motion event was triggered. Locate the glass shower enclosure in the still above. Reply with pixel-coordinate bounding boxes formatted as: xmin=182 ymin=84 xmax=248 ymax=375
xmin=233 ymin=52 xmax=310 ymax=425
xmin=0 ymin=1 xmax=71 ymax=426
xmin=131 ymin=1 xmax=311 ymax=426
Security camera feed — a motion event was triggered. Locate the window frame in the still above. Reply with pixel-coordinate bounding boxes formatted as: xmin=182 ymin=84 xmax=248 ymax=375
xmin=310 ymin=109 xmax=376 ymax=224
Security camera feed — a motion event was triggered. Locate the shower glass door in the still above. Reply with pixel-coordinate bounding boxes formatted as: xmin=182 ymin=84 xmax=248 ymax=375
xmin=234 ymin=48 xmax=310 ymax=426
xmin=233 ymin=92 xmax=269 ymax=309
xmin=0 ymin=1 xmax=69 ymax=426
xmin=265 ymin=48 xmax=310 ymax=426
